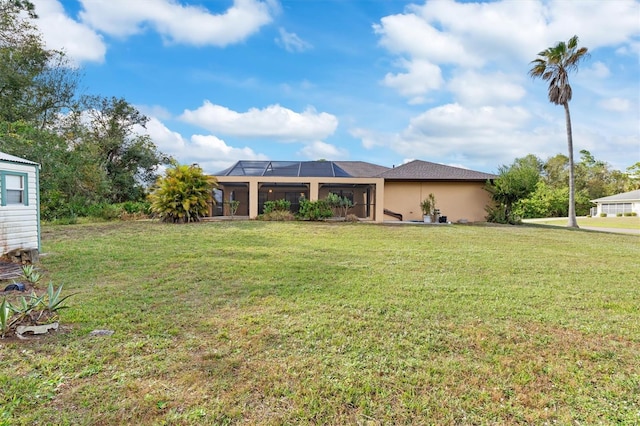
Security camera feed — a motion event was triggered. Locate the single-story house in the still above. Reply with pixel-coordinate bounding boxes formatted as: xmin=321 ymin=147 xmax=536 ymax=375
xmin=210 ymin=159 xmax=496 ymax=223
xmin=591 ymin=189 xmax=640 ymax=217
xmin=0 ymin=151 xmax=41 ymax=259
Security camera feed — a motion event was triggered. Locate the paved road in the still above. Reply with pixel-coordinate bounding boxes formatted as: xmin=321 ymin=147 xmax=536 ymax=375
xmin=579 ymin=227 xmax=639 ymax=235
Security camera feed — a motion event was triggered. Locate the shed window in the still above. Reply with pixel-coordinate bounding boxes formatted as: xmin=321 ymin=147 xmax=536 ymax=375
xmin=1 ymin=172 xmax=28 ymax=206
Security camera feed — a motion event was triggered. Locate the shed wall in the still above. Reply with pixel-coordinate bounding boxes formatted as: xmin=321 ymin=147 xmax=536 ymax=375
xmin=0 ymin=160 xmax=39 ymax=255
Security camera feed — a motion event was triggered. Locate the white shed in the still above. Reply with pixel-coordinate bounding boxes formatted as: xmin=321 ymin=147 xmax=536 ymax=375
xmin=0 ymin=151 xmax=41 ymax=258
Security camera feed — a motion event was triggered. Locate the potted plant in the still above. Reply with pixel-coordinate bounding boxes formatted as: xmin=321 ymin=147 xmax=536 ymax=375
xmin=420 ymin=194 xmax=433 ymax=223
xmin=420 ymin=193 xmax=437 ymax=223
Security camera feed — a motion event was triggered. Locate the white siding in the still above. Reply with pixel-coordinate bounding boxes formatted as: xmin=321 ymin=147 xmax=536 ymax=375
xmin=0 ymin=160 xmax=39 ymax=255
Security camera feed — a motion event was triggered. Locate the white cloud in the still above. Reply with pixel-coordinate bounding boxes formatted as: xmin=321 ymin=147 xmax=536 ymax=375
xmin=374 ymin=0 xmax=640 ymax=104
xmin=373 ymin=12 xmax=481 ymax=67
xmin=179 ymin=101 xmax=338 ymax=142
xmin=583 ymin=62 xmax=611 ymax=79
xmin=298 ymin=141 xmax=348 ymax=160
xmin=276 ymin=27 xmax=312 ymax=52
xmin=32 ymin=0 xmax=106 ymax=64
xmin=353 ymin=103 xmax=537 ymax=169
xmin=78 ymin=0 xmax=276 ymax=46
xmin=448 ymin=71 xmax=526 ymax=106
xmin=139 ymin=117 xmax=267 ymax=174
xmin=599 ymin=97 xmax=631 ymax=112
xmin=382 ymin=59 xmax=443 ymax=104
xmin=350 ymin=128 xmax=386 ymax=149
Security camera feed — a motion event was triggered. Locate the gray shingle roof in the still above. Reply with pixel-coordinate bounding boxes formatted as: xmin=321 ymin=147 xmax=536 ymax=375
xmin=591 ymin=189 xmax=640 ymax=203
xmin=215 ymin=159 xmax=496 ymax=181
xmin=378 ymin=160 xmax=496 ymax=181
xmin=0 ymin=151 xmax=39 ymax=166
xmin=334 ymin=161 xmax=390 ymax=177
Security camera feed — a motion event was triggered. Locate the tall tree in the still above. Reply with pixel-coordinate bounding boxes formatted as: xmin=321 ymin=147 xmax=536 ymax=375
xmin=63 ymin=96 xmax=171 ymax=202
xmin=529 ymin=35 xmax=589 ymax=228
xmin=485 ymin=156 xmax=541 ymax=224
xmin=0 ymin=0 xmax=79 ymax=127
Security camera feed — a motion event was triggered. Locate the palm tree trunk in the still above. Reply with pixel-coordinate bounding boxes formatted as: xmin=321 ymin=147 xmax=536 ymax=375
xmin=564 ymin=102 xmax=579 ymax=228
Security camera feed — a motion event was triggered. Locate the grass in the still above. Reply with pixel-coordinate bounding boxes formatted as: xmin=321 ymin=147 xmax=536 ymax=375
xmin=526 ymin=216 xmax=640 ymax=230
xmin=1 ymin=220 xmax=639 ymax=425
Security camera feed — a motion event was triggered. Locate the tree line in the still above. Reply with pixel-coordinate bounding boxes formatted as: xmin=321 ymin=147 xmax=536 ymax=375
xmin=0 ymin=1 xmax=170 ymax=221
xmin=2 ymin=6 xmax=637 ymax=225
xmin=486 ymin=152 xmax=639 ymax=224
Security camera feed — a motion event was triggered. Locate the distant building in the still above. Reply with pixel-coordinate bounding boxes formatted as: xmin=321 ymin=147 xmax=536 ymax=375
xmin=591 ymin=189 xmax=640 ymax=217
xmin=210 ymin=159 xmax=496 ymax=223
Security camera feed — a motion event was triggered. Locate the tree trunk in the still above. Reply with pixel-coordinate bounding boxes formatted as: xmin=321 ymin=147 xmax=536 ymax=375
xmin=564 ymin=102 xmax=579 ymax=228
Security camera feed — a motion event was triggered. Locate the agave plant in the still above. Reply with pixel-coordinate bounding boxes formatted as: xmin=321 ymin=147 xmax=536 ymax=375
xmin=0 ymin=298 xmax=11 ymax=338
xmin=21 ymin=264 xmax=42 ymax=286
xmin=45 ymin=282 xmax=76 ymax=313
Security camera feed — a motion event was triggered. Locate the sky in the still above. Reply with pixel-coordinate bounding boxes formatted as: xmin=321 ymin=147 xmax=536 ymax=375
xmin=29 ymin=0 xmax=640 ymax=174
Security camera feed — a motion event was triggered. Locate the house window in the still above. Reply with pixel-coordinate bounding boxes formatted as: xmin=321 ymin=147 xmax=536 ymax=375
xmin=601 ymin=203 xmax=632 ymax=215
xmin=1 ymin=172 xmax=28 ymax=206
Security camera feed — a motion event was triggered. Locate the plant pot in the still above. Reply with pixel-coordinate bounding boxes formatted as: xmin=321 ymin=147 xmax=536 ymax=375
xmin=423 ymin=215 xmax=432 ymax=223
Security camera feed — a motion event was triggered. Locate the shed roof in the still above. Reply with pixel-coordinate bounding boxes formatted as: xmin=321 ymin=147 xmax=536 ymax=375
xmin=0 ymin=151 xmax=39 ymax=166
xmin=379 ymin=160 xmax=496 ymax=181
xmin=591 ymin=189 xmax=640 ymax=203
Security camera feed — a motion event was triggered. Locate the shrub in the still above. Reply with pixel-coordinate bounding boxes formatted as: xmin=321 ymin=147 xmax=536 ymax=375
xmin=326 ymin=193 xmax=353 ymax=217
xmin=263 ymin=199 xmax=291 ymax=214
xmin=298 ymin=198 xmax=332 ymax=220
xmin=148 ymin=162 xmax=217 ymax=223
xmin=119 ymin=201 xmax=151 ymax=215
xmin=600 ymin=213 xmax=607 ymax=217
xmin=616 ymin=213 xmax=623 ymax=217
xmin=88 ymin=203 xmax=123 ymax=220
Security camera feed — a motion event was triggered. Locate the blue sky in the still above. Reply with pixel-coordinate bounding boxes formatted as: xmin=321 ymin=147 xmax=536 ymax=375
xmin=32 ymin=0 xmax=640 ymax=174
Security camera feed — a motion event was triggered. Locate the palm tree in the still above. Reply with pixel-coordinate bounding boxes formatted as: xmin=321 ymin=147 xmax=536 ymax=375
xmin=529 ymin=35 xmax=589 ymax=228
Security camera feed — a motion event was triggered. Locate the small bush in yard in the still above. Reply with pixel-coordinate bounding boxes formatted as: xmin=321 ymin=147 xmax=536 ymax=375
xmin=263 ymin=199 xmax=291 ymax=214
xmin=148 ymin=162 xmax=218 ymax=223
xmin=298 ymin=197 xmax=332 ymax=220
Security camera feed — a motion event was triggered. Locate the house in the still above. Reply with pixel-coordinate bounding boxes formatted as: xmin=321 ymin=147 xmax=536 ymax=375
xmin=211 ymin=159 xmax=496 ymax=223
xmin=590 ymin=189 xmax=640 ymax=217
xmin=0 ymin=151 xmax=41 ymax=261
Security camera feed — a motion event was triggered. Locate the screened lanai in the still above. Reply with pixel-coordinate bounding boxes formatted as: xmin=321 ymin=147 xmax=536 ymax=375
xmin=211 ymin=161 xmax=386 ymax=221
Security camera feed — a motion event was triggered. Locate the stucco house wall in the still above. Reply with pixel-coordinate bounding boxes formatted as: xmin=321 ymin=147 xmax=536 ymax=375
xmin=0 ymin=152 xmax=41 ymax=256
xmin=383 ymin=181 xmax=491 ymax=223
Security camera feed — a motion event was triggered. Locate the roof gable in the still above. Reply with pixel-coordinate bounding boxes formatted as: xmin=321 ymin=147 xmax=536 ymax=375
xmin=0 ymin=151 xmax=39 ymax=166
xmin=379 ymin=160 xmax=496 ymax=181
xmin=591 ymin=189 xmax=640 ymax=203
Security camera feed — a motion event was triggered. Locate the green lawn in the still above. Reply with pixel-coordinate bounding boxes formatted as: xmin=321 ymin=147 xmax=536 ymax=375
xmin=1 ymin=221 xmax=639 ymax=425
